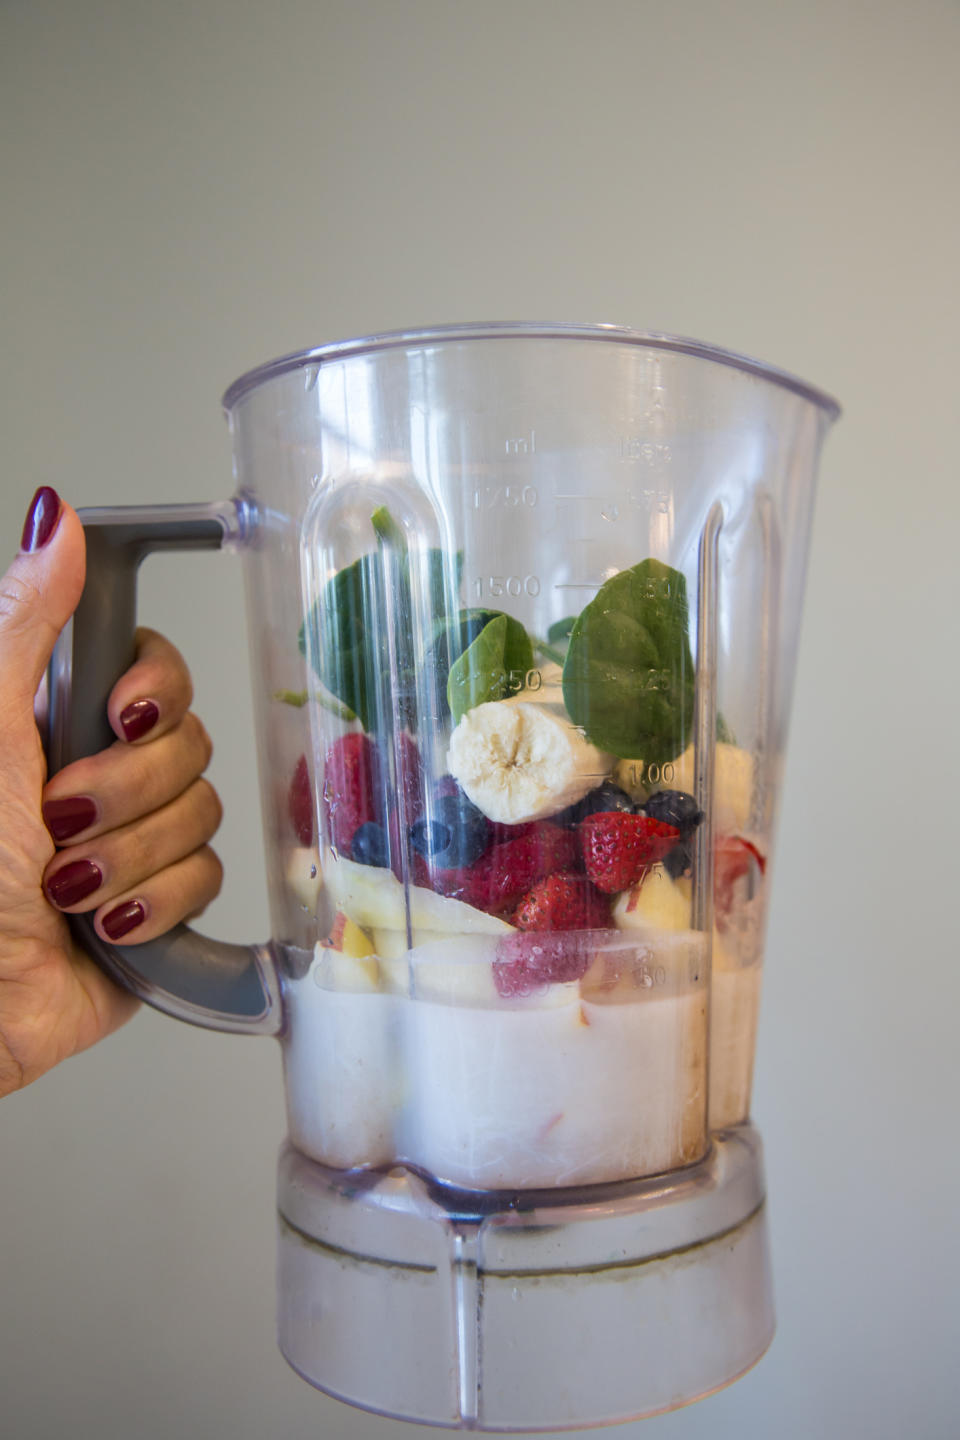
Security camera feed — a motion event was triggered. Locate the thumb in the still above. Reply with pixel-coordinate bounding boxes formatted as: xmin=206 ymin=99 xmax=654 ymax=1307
xmin=0 ymin=489 xmax=86 ymax=705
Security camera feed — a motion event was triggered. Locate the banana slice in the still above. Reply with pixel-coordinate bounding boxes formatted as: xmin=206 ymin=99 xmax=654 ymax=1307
xmin=447 ymin=664 xmax=613 ymax=824
xmin=323 ymin=853 xmax=514 ymax=935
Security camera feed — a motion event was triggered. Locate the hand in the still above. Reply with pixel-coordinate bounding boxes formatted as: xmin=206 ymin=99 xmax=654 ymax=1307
xmin=0 ymin=488 xmax=223 ymax=1097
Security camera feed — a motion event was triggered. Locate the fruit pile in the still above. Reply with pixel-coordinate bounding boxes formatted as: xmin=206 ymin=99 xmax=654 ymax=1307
xmin=292 ymin=733 xmax=725 ymax=995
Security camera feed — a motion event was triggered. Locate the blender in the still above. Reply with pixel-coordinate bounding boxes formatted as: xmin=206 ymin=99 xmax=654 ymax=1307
xmin=48 ymin=323 xmax=839 ymax=1429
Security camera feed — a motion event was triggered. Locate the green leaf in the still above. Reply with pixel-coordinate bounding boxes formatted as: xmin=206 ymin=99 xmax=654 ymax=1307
xmin=562 ymin=558 xmax=694 ymax=763
xmin=300 ymin=550 xmax=381 ymax=731
xmin=547 ymin=615 xmax=577 ymax=644
xmin=299 ymin=509 xmax=463 ymax=734
xmin=447 ymin=613 xmax=535 ymax=724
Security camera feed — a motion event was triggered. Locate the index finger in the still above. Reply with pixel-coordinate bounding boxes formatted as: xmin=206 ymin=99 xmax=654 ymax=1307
xmin=107 ymin=627 xmax=194 ymax=744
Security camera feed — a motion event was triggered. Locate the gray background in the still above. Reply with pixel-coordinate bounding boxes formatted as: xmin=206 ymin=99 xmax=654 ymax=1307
xmin=2 ymin=1 xmax=958 ymax=1437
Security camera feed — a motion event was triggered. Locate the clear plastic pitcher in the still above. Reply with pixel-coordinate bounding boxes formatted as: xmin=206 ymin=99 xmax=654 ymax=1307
xmin=50 ymin=323 xmax=839 ymax=1429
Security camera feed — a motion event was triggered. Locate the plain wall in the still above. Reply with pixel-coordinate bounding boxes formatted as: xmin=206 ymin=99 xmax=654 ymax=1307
xmin=2 ymin=2 xmax=958 ymax=1437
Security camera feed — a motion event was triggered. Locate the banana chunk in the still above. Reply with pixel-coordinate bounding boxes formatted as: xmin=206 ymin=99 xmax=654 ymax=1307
xmin=447 ymin=666 xmax=613 ymax=824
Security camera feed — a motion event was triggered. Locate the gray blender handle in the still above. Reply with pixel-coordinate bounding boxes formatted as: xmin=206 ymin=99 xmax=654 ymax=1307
xmin=46 ymin=502 xmax=283 ymax=1036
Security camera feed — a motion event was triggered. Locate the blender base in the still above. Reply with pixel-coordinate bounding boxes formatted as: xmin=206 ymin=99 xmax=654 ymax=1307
xmin=276 ymin=1125 xmax=773 ymax=1431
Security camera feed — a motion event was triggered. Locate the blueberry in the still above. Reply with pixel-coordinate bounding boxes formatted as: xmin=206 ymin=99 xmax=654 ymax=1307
xmin=410 ymin=792 xmax=491 ymax=868
xmin=663 ymin=840 xmax=693 ymax=880
xmin=555 ymin=781 xmax=635 ymax=827
xmin=643 ymin=789 xmax=704 ymax=831
xmin=351 ymin=821 xmax=390 ymax=867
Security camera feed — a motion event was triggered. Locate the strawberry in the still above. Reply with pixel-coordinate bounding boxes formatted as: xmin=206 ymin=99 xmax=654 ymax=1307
xmin=288 ymin=753 xmax=314 ymax=846
xmin=714 ymin=835 xmax=766 ymax=929
xmin=431 ymin=823 xmax=577 ymax=916
xmin=393 ymin=732 xmax=425 ymax=826
xmin=322 ymin=734 xmax=383 ymax=853
xmin=578 ymin=811 xmax=680 ymax=893
xmin=512 ymin=873 xmax=612 ymax=932
xmin=493 ymin=931 xmax=593 ymax=997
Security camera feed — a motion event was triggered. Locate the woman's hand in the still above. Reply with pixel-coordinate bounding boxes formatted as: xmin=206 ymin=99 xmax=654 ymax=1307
xmin=0 ymin=488 xmax=223 ymax=1097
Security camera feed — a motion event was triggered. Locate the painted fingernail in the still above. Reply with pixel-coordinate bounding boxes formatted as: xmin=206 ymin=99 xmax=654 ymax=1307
xmin=42 ymin=796 xmax=99 ymax=842
xmin=102 ymin=899 xmax=146 ymax=941
xmin=120 ymin=699 xmax=159 ymax=741
xmin=21 ymin=486 xmax=62 ymax=552
xmin=46 ymin=859 xmax=103 ymax=908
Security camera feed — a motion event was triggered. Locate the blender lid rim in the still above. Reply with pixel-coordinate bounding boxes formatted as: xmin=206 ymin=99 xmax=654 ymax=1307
xmin=221 ymin=320 xmax=842 ymax=420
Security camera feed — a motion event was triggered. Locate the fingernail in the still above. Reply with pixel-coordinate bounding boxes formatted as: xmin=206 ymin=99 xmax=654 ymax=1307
xmin=102 ymin=899 xmax=146 ymax=941
xmin=42 ymin=796 xmax=99 ymax=842
xmin=120 ymin=699 xmax=159 ymax=741
xmin=21 ymin=486 xmax=62 ymax=552
xmin=46 ymin=859 xmax=103 ymax=908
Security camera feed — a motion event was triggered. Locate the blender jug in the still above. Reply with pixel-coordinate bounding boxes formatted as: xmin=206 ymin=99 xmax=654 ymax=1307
xmin=48 ymin=324 xmax=839 ymax=1430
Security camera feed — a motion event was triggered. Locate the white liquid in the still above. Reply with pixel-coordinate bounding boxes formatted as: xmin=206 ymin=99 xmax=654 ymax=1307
xmin=283 ymin=930 xmax=708 ymax=1189
xmin=710 ymin=962 xmax=762 ymax=1130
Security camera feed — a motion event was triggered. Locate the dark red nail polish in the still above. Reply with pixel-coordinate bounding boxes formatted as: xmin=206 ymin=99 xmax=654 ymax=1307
xmin=42 ymin=796 xmax=99 ymax=842
xmin=120 ymin=698 xmax=159 ymax=741
xmin=46 ymin=859 xmax=103 ymax=908
xmin=21 ymin=486 xmax=62 ymax=552
xmin=102 ymin=900 xmax=146 ymax=941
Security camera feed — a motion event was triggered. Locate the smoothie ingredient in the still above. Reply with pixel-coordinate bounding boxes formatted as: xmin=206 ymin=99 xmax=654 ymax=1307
xmin=578 ymin=812 xmax=680 ymax=894
xmin=512 ymin=873 xmax=612 ymax=932
xmin=301 ymin=515 xmax=459 ymax=734
xmin=288 ymin=753 xmax=314 ymax=845
xmin=447 ymin=613 xmax=535 ymax=724
xmin=324 ymin=853 xmax=515 ymax=935
xmin=714 ymin=836 xmax=766 ymax=929
xmin=554 ymin=779 xmax=635 ymax=827
xmin=492 ymin=931 xmax=594 ymax=997
xmin=616 ymin=741 xmax=754 ymax=832
xmin=322 ymin=733 xmax=384 ymax=853
xmin=642 ymin=788 xmax=704 ymax=831
xmin=431 ymin=822 xmax=578 ymax=915
xmin=351 ymin=821 xmax=390 ymax=867
xmin=447 ymin=665 xmax=613 ymax=824
xmin=613 ymin=863 xmax=692 ymax=932
xmin=563 ymin=558 xmax=694 ymax=763
xmin=409 ymin=791 xmax=492 ymax=868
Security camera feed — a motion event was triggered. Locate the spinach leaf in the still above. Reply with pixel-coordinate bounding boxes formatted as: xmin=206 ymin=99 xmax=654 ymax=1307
xmin=447 ymin=613 xmax=535 ymax=724
xmin=562 ymin=558 xmax=694 ymax=763
xmin=547 ymin=615 xmax=577 ymax=644
xmin=300 ymin=550 xmax=383 ymax=731
xmin=300 ymin=513 xmax=461 ymax=733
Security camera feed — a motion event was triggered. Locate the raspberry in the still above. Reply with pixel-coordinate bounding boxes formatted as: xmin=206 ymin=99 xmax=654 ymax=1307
xmin=512 ymin=873 xmax=612 ymax=932
xmin=578 ymin=811 xmax=680 ymax=894
xmin=288 ymin=753 xmax=314 ymax=846
xmin=322 ymin=734 xmax=383 ymax=853
xmin=493 ymin=931 xmax=592 ymax=997
xmin=431 ymin=823 xmax=577 ymax=916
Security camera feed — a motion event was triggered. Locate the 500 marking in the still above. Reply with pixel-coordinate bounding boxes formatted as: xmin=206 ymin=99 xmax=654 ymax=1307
xmin=473 ymin=574 xmax=541 ymax=599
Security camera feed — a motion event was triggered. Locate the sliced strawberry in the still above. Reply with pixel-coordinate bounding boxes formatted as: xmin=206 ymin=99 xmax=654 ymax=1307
xmin=288 ymin=753 xmax=314 ymax=846
xmin=322 ymin=733 xmax=383 ymax=853
xmin=578 ymin=811 xmax=680 ymax=894
xmin=431 ymin=823 xmax=577 ymax=916
xmin=714 ymin=835 xmax=766 ymax=928
xmin=493 ymin=931 xmax=594 ymax=997
xmin=513 ymin=873 xmax=612 ymax=932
